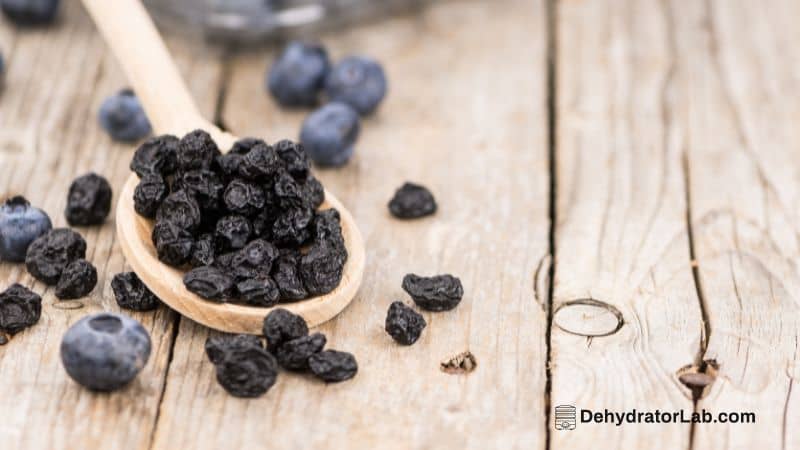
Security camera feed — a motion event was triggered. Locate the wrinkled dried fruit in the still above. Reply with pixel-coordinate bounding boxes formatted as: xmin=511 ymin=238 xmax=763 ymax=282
xmin=385 ymin=301 xmax=426 ymax=345
xmin=130 ymin=134 xmax=179 ymax=177
xmin=275 ymin=332 xmax=326 ymax=370
xmin=177 ymin=129 xmax=220 ymax=171
xmin=205 ymin=333 xmax=263 ymax=365
xmin=300 ymin=241 xmax=347 ymax=296
xmin=65 ymin=173 xmax=113 ymax=226
xmin=55 ymin=259 xmax=97 ymax=300
xmin=215 ymin=215 xmax=252 ymax=251
xmin=133 ymin=174 xmax=168 ymax=218
xmin=173 ymin=170 xmax=224 ymax=212
xmin=25 ymin=228 xmax=87 ymax=285
xmin=272 ymin=251 xmax=308 ymax=302
xmin=262 ymin=308 xmax=308 ymax=352
xmin=239 ymin=142 xmax=281 ymax=181
xmin=0 ymin=283 xmax=41 ymax=334
xmin=151 ymin=221 xmax=194 ymax=266
xmin=111 ymin=272 xmax=160 ymax=311
xmin=388 ymin=182 xmax=437 ymax=219
xmin=236 ymin=277 xmax=280 ymax=307
xmin=401 ymin=274 xmax=463 ymax=311
xmin=184 ymin=266 xmax=234 ymax=301
xmin=308 ymin=350 xmax=357 ymax=382
xmin=223 ymin=179 xmax=265 ymax=216
xmin=156 ymin=190 xmax=201 ymax=232
xmin=206 ymin=337 xmax=278 ymax=397
xmin=274 ymin=139 xmax=310 ymax=179
xmin=190 ymin=233 xmax=216 ymax=267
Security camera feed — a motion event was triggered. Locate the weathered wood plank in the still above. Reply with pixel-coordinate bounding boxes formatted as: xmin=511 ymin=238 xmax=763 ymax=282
xmin=551 ymin=0 xmax=702 ymax=447
xmin=0 ymin=2 xmax=222 ymax=448
xmin=152 ymin=1 xmax=550 ymax=448
xmin=675 ymin=0 xmax=800 ymax=447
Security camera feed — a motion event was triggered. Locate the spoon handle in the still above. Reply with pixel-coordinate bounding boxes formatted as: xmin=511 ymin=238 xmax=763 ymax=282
xmin=82 ymin=0 xmax=230 ymax=144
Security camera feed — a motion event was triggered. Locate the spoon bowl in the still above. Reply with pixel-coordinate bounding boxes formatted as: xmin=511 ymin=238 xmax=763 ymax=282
xmin=83 ymin=0 xmax=365 ymax=333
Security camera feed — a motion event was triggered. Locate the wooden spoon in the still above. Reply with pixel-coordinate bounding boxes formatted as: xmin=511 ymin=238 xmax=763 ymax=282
xmin=81 ymin=0 xmax=365 ymax=333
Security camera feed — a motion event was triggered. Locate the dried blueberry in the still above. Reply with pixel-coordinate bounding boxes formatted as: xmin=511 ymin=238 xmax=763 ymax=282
xmin=302 ymin=175 xmax=325 ymax=209
xmin=230 ymin=239 xmax=278 ymax=281
xmin=401 ymin=274 xmax=463 ymax=312
xmin=388 ymin=182 xmax=437 ymax=219
xmin=262 ymin=308 xmax=308 ymax=352
xmin=151 ymin=221 xmax=194 ymax=266
xmin=236 ymin=277 xmax=279 ymax=307
xmin=205 ymin=333 xmax=263 ymax=365
xmin=215 ymin=215 xmax=252 ymax=251
xmin=55 ymin=259 xmax=97 ymax=300
xmin=275 ymin=332 xmax=326 ymax=370
xmin=156 ymin=190 xmax=201 ymax=232
xmin=173 ymin=170 xmax=225 ymax=212
xmin=0 ymin=283 xmax=41 ymax=334
xmin=385 ymin=301 xmax=426 ymax=345
xmin=1 ymin=0 xmax=59 ymax=26
xmin=133 ymin=174 xmax=168 ymax=218
xmin=313 ymin=209 xmax=344 ymax=249
xmin=184 ymin=266 xmax=234 ymax=300
xmin=130 ymin=135 xmax=179 ymax=177
xmin=325 ymin=56 xmax=387 ymax=116
xmin=177 ymin=129 xmax=220 ymax=171
xmin=300 ymin=102 xmax=359 ymax=167
xmin=239 ymin=142 xmax=281 ymax=181
xmin=274 ymin=139 xmax=310 ymax=179
xmin=267 ymin=41 xmax=330 ymax=107
xmin=65 ymin=173 xmax=112 ymax=226
xmin=111 ymin=272 xmax=160 ymax=311
xmin=230 ymin=137 xmax=267 ymax=155
xmin=208 ymin=337 xmax=278 ymax=398
xmin=308 ymin=350 xmax=357 ymax=382
xmin=215 ymin=152 xmax=243 ymax=178
xmin=25 ymin=228 xmax=86 ymax=285
xmin=98 ymin=89 xmax=151 ymax=142
xmin=300 ymin=241 xmax=347 ymax=296
xmin=272 ymin=251 xmax=308 ymax=302
xmin=190 ymin=233 xmax=215 ymax=267
xmin=272 ymin=207 xmax=313 ymax=247
xmin=223 ymin=179 xmax=265 ymax=216
xmin=0 ymin=196 xmax=52 ymax=262
xmin=60 ymin=313 xmax=151 ymax=391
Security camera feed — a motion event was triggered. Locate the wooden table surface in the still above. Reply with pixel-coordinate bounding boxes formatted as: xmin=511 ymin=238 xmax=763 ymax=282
xmin=1 ymin=0 xmax=799 ymax=448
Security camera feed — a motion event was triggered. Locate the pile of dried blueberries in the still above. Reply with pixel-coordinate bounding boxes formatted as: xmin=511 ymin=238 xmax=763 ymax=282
xmin=130 ymin=130 xmax=347 ymax=306
xmin=206 ymin=308 xmax=357 ymax=397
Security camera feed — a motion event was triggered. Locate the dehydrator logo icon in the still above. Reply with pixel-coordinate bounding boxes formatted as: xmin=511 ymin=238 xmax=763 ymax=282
xmin=554 ymin=405 xmax=577 ymax=430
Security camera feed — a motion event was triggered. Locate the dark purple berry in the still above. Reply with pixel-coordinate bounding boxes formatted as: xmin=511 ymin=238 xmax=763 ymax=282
xmin=267 ymin=41 xmax=330 ymax=107
xmin=65 ymin=173 xmax=112 ymax=226
xmin=401 ymin=274 xmax=463 ymax=312
xmin=55 ymin=259 xmax=97 ymax=300
xmin=308 ymin=350 xmax=357 ymax=382
xmin=274 ymin=332 xmax=326 ymax=370
xmin=388 ymin=182 xmax=437 ymax=219
xmin=25 ymin=228 xmax=86 ymax=285
xmin=300 ymin=102 xmax=359 ymax=167
xmin=184 ymin=266 xmax=234 ymax=301
xmin=133 ymin=174 xmax=168 ymax=218
xmin=111 ymin=272 xmax=160 ymax=311
xmin=385 ymin=301 xmax=426 ymax=345
xmin=0 ymin=196 xmax=52 ymax=262
xmin=1 ymin=0 xmax=59 ymax=26
xmin=325 ymin=56 xmax=387 ymax=116
xmin=98 ymin=89 xmax=151 ymax=142
xmin=177 ymin=129 xmax=220 ymax=171
xmin=0 ymin=283 xmax=41 ymax=335
xmin=207 ymin=335 xmax=278 ymax=398
xmin=130 ymin=135 xmax=179 ymax=177
xmin=262 ymin=308 xmax=308 ymax=352
xmin=60 ymin=313 xmax=151 ymax=391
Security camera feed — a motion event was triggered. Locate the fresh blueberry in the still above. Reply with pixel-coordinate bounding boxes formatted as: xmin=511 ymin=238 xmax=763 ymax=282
xmin=60 ymin=312 xmax=151 ymax=392
xmin=325 ymin=56 xmax=387 ymax=116
xmin=299 ymin=102 xmax=360 ymax=167
xmin=267 ymin=41 xmax=330 ymax=107
xmin=98 ymin=88 xmax=151 ymax=142
xmin=1 ymin=0 xmax=59 ymax=26
xmin=0 ymin=196 xmax=52 ymax=262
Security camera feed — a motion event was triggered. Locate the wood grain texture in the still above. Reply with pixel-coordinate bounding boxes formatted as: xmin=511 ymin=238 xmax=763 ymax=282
xmin=551 ymin=0 xmax=702 ymax=447
xmin=151 ymin=0 xmax=550 ymax=449
xmin=0 ymin=1 xmax=222 ymax=448
xmin=674 ymin=0 xmax=800 ymax=447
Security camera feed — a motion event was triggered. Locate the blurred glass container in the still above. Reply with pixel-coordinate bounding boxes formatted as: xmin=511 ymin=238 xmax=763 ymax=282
xmin=144 ymin=0 xmax=431 ymax=43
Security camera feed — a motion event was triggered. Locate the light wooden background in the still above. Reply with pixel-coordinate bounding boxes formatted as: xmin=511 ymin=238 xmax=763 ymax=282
xmin=0 ymin=0 xmax=798 ymax=448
